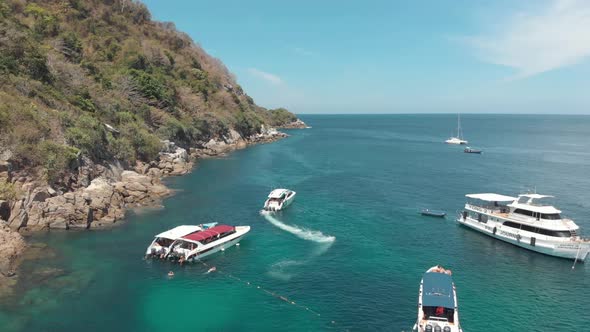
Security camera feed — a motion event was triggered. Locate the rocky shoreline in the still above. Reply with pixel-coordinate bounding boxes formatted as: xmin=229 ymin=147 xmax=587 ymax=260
xmin=0 ymin=122 xmax=303 ymax=296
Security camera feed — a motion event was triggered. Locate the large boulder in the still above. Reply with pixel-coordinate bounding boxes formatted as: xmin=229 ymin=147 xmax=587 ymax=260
xmin=0 ymin=225 xmax=26 ymax=275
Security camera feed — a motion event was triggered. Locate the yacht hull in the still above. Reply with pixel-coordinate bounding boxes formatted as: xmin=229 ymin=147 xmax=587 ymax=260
xmin=458 ymin=216 xmax=590 ymax=262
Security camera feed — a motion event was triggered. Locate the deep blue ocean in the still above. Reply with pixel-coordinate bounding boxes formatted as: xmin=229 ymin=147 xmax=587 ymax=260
xmin=1 ymin=114 xmax=590 ymax=331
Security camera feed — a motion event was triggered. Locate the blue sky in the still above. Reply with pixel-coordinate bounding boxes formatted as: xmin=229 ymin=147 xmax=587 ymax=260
xmin=143 ymin=0 xmax=590 ymax=114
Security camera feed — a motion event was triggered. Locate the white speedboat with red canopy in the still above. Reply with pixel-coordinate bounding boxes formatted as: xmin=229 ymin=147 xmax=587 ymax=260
xmin=167 ymin=224 xmax=250 ymax=262
xmin=413 ymin=266 xmax=462 ymax=332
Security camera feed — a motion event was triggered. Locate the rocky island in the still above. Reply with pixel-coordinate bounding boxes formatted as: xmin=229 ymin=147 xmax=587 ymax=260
xmin=0 ymin=0 xmax=305 ymax=294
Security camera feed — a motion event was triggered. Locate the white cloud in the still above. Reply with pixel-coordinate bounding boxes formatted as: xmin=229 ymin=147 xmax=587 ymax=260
xmin=464 ymin=0 xmax=590 ymax=79
xmin=247 ymin=68 xmax=283 ymax=85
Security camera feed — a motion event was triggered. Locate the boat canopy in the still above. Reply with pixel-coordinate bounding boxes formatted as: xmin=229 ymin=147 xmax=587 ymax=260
xmin=181 ymin=225 xmax=235 ymax=243
xmin=268 ymin=189 xmax=289 ymax=198
xmin=519 ymin=194 xmax=554 ymax=199
xmin=155 ymin=225 xmax=202 ymax=240
xmin=422 ymin=272 xmax=456 ymax=309
xmin=465 ymin=193 xmax=516 ymax=202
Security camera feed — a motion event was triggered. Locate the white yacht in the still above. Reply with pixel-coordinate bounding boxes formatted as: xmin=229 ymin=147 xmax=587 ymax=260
xmin=445 ymin=114 xmax=468 ymax=145
xmin=413 ymin=266 xmax=462 ymax=332
xmin=145 ymin=225 xmax=203 ymax=258
xmin=167 ymin=224 xmax=251 ymax=262
xmin=458 ymin=193 xmax=590 ymax=261
xmin=263 ymin=188 xmax=296 ymax=212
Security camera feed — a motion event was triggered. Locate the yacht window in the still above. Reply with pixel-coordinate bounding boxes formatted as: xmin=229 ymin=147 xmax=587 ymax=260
xmin=541 ymin=213 xmax=561 ymax=220
xmin=517 ymin=196 xmax=529 ymax=204
xmin=503 ymin=221 xmax=571 ymax=237
xmin=514 ymin=209 xmax=534 ymax=217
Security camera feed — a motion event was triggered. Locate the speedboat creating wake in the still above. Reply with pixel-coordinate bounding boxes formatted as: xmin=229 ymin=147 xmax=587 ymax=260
xmin=263 ymin=188 xmax=296 ymax=212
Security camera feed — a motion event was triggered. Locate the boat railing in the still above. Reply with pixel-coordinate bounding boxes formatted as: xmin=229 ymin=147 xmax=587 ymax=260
xmin=465 ymin=203 xmax=508 ymax=215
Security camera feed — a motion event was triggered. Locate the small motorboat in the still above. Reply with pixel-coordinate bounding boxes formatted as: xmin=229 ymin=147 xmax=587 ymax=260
xmin=263 ymin=188 xmax=296 ymax=212
xmin=413 ymin=265 xmax=463 ymax=332
xmin=421 ymin=209 xmax=447 ymax=218
xmin=166 ymin=224 xmax=251 ymax=262
xmin=463 ymin=147 xmax=481 ymax=154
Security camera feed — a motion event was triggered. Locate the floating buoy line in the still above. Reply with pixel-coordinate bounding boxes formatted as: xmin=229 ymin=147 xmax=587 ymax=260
xmin=192 ymin=259 xmax=345 ymax=330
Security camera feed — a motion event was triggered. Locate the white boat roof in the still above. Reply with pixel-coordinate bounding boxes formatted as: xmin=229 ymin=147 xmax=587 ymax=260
xmin=466 ymin=193 xmax=516 ymax=202
xmin=155 ymin=225 xmax=202 ymax=240
xmin=508 ymin=203 xmax=561 ymax=214
xmin=518 ymin=193 xmax=554 ymax=199
xmin=268 ymin=189 xmax=290 ymax=198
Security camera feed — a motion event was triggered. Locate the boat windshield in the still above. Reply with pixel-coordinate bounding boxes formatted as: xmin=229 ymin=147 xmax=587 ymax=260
xmin=155 ymin=238 xmax=174 ymax=247
xmin=423 ymin=307 xmax=454 ymax=323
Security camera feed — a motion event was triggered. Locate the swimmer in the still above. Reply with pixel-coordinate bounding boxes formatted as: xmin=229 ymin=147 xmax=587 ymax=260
xmin=167 ymin=271 xmax=174 ymax=277
xmin=206 ymin=266 xmax=217 ymax=274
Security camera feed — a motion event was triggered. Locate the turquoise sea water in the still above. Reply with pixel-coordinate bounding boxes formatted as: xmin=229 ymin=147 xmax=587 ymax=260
xmin=2 ymin=114 xmax=590 ymax=331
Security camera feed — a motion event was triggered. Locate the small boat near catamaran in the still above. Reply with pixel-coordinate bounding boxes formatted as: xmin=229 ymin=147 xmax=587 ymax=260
xmin=445 ymin=114 xmax=468 ymax=145
xmin=463 ymin=147 xmax=481 ymax=154
xmin=166 ymin=224 xmax=251 ymax=262
xmin=421 ymin=209 xmax=447 ymax=218
xmin=413 ymin=265 xmax=462 ymax=332
xmin=458 ymin=193 xmax=590 ymax=261
xmin=263 ymin=188 xmax=296 ymax=212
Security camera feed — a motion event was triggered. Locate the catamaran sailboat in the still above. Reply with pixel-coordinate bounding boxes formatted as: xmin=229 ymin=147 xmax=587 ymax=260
xmin=413 ymin=266 xmax=462 ymax=332
xmin=445 ymin=114 xmax=468 ymax=145
xmin=167 ymin=224 xmax=251 ymax=262
xmin=458 ymin=193 xmax=590 ymax=261
xmin=263 ymin=188 xmax=296 ymax=212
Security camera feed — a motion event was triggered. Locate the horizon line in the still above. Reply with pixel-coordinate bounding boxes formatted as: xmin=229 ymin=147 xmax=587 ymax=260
xmin=294 ymin=112 xmax=590 ymax=116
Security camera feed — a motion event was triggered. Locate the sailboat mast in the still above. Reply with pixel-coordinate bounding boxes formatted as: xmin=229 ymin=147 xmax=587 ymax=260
xmin=457 ymin=114 xmax=462 ymax=139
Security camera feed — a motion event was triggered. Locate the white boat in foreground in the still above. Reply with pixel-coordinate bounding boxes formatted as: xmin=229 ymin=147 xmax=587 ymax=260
xmin=413 ymin=266 xmax=462 ymax=332
xmin=145 ymin=225 xmax=203 ymax=258
xmin=458 ymin=193 xmax=590 ymax=261
xmin=263 ymin=188 xmax=296 ymax=212
xmin=167 ymin=224 xmax=251 ymax=262
xmin=445 ymin=114 xmax=468 ymax=145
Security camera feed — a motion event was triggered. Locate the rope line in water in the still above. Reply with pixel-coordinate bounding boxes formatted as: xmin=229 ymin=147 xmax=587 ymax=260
xmin=195 ymin=260 xmax=341 ymax=328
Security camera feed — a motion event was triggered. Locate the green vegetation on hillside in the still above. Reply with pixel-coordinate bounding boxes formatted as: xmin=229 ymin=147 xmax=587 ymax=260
xmin=0 ymin=0 xmax=297 ymax=188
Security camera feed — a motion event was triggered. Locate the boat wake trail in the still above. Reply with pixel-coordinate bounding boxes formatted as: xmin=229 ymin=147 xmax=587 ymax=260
xmin=261 ymin=213 xmax=336 ymax=243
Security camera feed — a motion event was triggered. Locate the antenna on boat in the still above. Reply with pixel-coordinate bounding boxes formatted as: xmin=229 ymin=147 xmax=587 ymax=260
xmin=572 ymin=245 xmax=582 ymax=269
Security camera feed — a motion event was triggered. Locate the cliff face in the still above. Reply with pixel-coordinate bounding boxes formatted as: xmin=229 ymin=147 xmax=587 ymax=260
xmin=0 ymin=0 xmax=301 ymax=191
xmin=0 ymin=0 xmax=305 ymax=288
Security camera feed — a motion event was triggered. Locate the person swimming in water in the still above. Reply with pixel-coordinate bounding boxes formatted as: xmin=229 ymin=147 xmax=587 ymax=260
xmin=206 ymin=266 xmax=216 ymax=274
xmin=167 ymin=271 xmax=174 ymax=277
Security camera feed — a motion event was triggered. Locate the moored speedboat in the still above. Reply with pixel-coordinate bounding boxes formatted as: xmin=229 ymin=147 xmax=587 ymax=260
xmin=421 ymin=209 xmax=446 ymax=218
xmin=263 ymin=188 xmax=296 ymax=212
xmin=145 ymin=225 xmax=203 ymax=258
xmin=458 ymin=193 xmax=590 ymax=261
xmin=167 ymin=224 xmax=250 ymax=262
xmin=413 ymin=266 xmax=462 ymax=332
